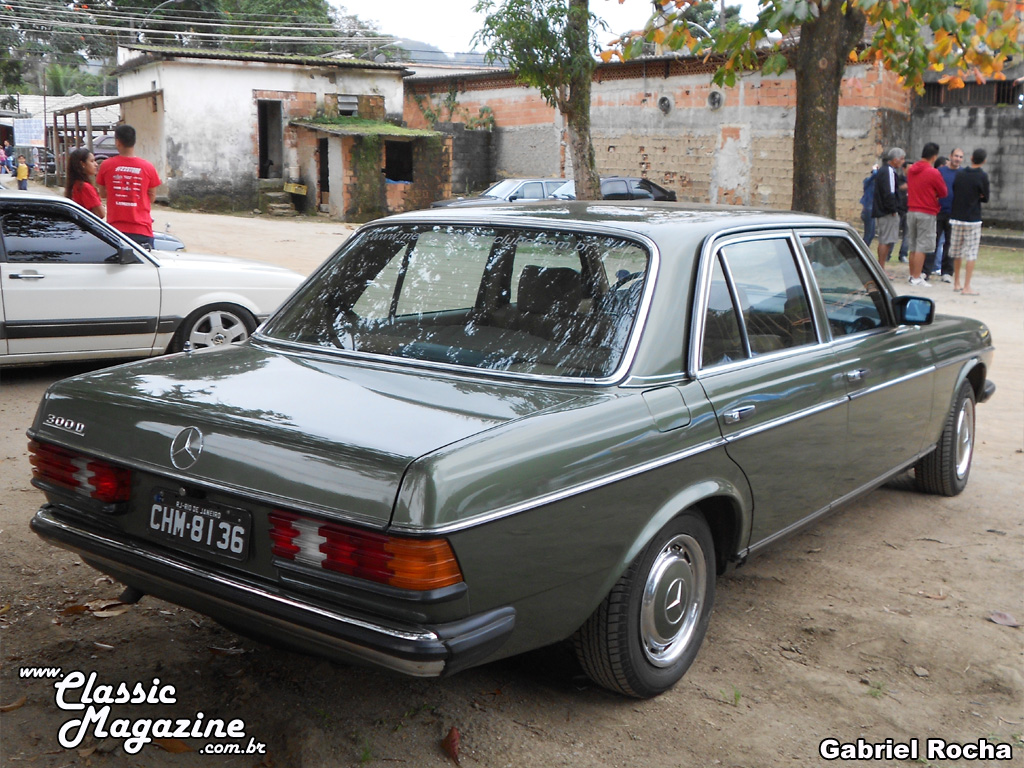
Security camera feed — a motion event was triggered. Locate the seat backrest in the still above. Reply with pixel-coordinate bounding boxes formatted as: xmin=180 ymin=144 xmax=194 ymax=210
xmin=518 ymin=266 xmax=582 ymax=315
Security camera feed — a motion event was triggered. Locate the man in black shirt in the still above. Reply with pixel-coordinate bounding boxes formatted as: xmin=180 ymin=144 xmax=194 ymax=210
xmin=873 ymin=148 xmax=906 ymax=270
xmin=949 ymin=148 xmax=990 ymax=295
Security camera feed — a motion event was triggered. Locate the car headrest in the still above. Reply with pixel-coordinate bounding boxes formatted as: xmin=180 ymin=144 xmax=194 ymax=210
xmin=518 ymin=266 xmax=582 ymax=315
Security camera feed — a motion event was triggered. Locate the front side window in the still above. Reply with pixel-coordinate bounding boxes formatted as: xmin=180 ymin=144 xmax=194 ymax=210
xmin=700 ymin=237 xmax=817 ymax=368
xmin=801 ymin=235 xmax=889 ymax=336
xmin=263 ymin=224 xmax=650 ymax=379
xmin=1 ymin=207 xmax=120 ymax=264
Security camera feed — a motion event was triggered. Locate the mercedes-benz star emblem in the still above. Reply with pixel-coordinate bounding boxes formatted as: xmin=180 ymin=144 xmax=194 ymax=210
xmin=664 ymin=579 xmax=686 ymax=626
xmin=170 ymin=426 xmax=204 ymax=470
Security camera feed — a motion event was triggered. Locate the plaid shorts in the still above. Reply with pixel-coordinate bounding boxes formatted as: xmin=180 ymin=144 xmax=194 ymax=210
xmin=948 ymin=220 xmax=982 ymax=262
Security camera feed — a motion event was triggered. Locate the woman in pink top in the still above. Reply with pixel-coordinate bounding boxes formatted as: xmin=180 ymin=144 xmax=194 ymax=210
xmin=64 ymin=148 xmax=105 ymax=218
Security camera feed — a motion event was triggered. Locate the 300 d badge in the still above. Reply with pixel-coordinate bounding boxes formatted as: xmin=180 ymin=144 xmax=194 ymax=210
xmin=43 ymin=414 xmax=86 ymax=437
xmin=149 ymin=489 xmax=251 ymax=562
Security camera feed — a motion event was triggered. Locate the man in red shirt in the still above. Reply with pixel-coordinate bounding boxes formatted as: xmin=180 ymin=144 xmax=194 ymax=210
xmin=904 ymin=142 xmax=947 ymax=287
xmin=95 ymin=124 xmax=162 ymax=249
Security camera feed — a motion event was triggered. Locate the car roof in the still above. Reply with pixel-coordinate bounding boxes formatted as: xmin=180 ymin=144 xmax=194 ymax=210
xmin=380 ymin=200 xmax=837 ymax=247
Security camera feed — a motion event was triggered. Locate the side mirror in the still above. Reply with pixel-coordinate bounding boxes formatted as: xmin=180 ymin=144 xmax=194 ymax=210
xmin=117 ymin=246 xmax=139 ymax=265
xmin=508 ymin=194 xmax=520 ymax=202
xmin=892 ymin=295 xmax=935 ymax=326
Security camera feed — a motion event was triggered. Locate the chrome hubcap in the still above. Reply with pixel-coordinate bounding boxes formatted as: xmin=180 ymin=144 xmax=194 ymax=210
xmin=955 ymin=397 xmax=974 ymax=480
xmin=188 ymin=311 xmax=248 ymax=349
xmin=640 ymin=534 xmax=706 ymax=667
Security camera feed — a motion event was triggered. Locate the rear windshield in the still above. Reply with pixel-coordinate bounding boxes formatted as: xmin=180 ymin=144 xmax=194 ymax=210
xmin=262 ymin=224 xmax=650 ymax=379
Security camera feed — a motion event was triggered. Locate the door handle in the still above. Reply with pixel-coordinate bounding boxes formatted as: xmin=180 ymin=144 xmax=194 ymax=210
xmin=8 ymin=272 xmax=45 ymax=280
xmin=723 ymin=405 xmax=756 ymax=424
xmin=846 ymin=368 xmax=869 ymax=382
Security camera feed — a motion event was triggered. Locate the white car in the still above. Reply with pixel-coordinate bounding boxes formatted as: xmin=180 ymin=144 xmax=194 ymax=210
xmin=0 ymin=193 xmax=305 ymax=367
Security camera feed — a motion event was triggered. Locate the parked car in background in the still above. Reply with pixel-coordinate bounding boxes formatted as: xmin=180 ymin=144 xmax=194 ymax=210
xmin=91 ymin=134 xmax=118 ymax=164
xmin=153 ymin=230 xmax=186 ymax=251
xmin=0 ymin=193 xmax=304 ymax=366
xmin=29 ymin=201 xmax=993 ymax=699
xmin=432 ymin=178 xmax=566 ymax=207
xmin=550 ymin=176 xmax=678 ymax=201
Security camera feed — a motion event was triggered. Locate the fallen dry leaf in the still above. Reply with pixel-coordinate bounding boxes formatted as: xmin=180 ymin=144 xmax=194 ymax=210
xmin=209 ymin=646 xmax=247 ymax=656
xmin=85 ymin=599 xmax=125 ymax=613
xmin=93 ymin=605 xmax=132 ymax=618
xmin=0 ymin=696 xmax=27 ymax=713
xmin=441 ymin=725 xmax=461 ymax=765
xmin=988 ymin=611 xmax=1021 ymax=628
xmin=0 ymin=603 xmax=10 ymax=615
xmin=916 ymin=591 xmax=947 ymax=600
xmin=78 ymin=746 xmax=97 ymax=757
xmin=61 ymin=605 xmax=90 ymax=615
xmin=153 ymin=738 xmax=193 ymax=753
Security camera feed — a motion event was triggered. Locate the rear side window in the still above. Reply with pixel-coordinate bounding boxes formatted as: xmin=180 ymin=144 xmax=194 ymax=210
xmin=1 ymin=208 xmax=120 ymax=264
xmin=700 ymin=237 xmax=817 ymax=368
xmin=801 ymin=235 xmax=890 ymax=336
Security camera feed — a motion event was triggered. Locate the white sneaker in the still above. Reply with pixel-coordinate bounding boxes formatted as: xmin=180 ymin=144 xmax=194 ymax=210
xmin=908 ymin=276 xmax=929 ymax=287
xmin=941 ymin=274 xmax=953 ymax=283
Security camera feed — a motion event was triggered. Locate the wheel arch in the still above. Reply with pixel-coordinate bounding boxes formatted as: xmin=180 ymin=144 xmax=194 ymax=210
xmin=618 ymin=477 xmax=750 ymax=583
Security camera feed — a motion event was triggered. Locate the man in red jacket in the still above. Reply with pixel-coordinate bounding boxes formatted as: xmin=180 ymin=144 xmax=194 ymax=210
xmin=904 ymin=142 xmax=947 ymax=287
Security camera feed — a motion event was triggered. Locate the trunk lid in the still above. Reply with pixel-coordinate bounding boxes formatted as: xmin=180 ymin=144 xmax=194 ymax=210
xmin=32 ymin=345 xmax=579 ymax=528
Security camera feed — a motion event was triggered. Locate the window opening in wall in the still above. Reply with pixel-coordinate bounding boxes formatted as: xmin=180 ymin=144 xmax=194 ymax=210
xmin=336 ymin=94 xmax=358 ymax=116
xmin=384 ymin=140 xmax=413 ymax=183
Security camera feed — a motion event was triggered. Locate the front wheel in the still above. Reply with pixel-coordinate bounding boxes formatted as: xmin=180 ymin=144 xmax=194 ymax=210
xmin=572 ymin=513 xmax=716 ymax=698
xmin=169 ymin=304 xmax=257 ymax=353
xmin=915 ymin=379 xmax=976 ymax=496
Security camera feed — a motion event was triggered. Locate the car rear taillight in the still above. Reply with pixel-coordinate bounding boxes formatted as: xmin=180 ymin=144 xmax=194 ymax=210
xmin=28 ymin=440 xmax=132 ymax=504
xmin=268 ymin=511 xmax=463 ymax=591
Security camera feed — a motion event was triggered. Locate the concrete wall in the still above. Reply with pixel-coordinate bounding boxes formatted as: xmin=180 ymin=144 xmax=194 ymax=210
xmin=118 ymin=57 xmax=404 ymax=211
xmin=406 ymin=62 xmax=913 ymax=225
xmin=909 ymin=105 xmax=1023 ymax=228
xmin=437 ymin=122 xmax=492 ymax=195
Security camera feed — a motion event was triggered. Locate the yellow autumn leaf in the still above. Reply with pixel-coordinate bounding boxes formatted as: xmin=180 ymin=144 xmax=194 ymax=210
xmin=954 ymin=8 xmax=970 ymax=24
xmin=600 ymin=50 xmax=614 ymax=63
xmin=950 ymin=76 xmax=965 ymax=88
xmin=975 ymin=21 xmax=987 ymax=36
xmin=987 ymin=30 xmax=1006 ymax=48
xmin=848 ymin=49 xmax=859 ymax=62
xmin=937 ymin=74 xmax=952 ymax=83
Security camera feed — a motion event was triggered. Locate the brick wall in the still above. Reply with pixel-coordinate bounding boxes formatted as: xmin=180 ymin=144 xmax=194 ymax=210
xmin=405 ymin=61 xmax=916 ymax=225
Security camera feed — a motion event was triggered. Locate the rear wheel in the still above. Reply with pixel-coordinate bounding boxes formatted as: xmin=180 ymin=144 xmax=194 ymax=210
xmin=572 ymin=513 xmax=715 ymax=698
xmin=915 ymin=379 xmax=976 ymax=496
xmin=169 ymin=304 xmax=256 ymax=353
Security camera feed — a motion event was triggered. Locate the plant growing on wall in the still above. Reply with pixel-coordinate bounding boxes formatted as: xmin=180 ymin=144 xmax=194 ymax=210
xmin=616 ymin=0 xmax=1023 ymax=218
xmin=473 ymin=0 xmax=603 ymax=200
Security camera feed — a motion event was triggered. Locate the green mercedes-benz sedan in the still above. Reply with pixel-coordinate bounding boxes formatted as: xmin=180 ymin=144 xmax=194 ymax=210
xmin=29 ymin=202 xmax=995 ymax=698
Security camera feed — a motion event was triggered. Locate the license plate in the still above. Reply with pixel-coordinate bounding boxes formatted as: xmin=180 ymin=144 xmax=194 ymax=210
xmin=148 ymin=489 xmax=251 ymax=562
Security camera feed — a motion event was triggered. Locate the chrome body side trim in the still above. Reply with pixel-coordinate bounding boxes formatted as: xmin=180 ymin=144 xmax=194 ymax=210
xmin=390 ymin=436 xmax=729 ymax=534
xmin=722 ymin=396 xmax=849 ymax=443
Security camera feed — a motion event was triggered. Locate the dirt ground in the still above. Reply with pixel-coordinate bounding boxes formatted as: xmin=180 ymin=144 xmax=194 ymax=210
xmin=1 ymin=201 xmax=1022 ymax=768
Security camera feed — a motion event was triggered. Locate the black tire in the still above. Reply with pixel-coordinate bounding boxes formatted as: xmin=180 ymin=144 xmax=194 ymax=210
xmin=572 ymin=513 xmax=716 ymax=698
xmin=915 ymin=379 xmax=976 ymax=496
xmin=169 ymin=304 xmax=257 ymax=353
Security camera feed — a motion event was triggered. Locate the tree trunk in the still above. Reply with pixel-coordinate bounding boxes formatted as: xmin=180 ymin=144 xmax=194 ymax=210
xmin=791 ymin=1 xmax=865 ymax=217
xmin=563 ymin=0 xmax=601 ymax=200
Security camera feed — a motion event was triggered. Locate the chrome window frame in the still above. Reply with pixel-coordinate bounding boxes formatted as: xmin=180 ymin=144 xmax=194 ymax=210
xmin=689 ymin=228 xmax=826 ymax=378
xmin=256 ymin=218 xmax=661 ymax=387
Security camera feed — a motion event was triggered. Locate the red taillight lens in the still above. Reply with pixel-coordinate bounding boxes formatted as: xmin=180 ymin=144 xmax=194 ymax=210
xmin=268 ymin=511 xmax=463 ymax=591
xmin=28 ymin=440 xmax=132 ymax=504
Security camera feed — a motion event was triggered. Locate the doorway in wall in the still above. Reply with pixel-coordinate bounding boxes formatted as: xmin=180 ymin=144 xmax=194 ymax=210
xmin=318 ymin=138 xmax=329 ymax=209
xmin=257 ymin=100 xmax=283 ymax=179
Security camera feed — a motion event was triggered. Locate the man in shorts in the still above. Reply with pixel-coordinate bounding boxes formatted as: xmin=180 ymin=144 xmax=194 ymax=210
xmin=872 ymin=148 xmax=905 ymax=271
xmin=904 ymin=142 xmax=947 ymax=287
xmin=949 ymin=148 xmax=990 ymax=296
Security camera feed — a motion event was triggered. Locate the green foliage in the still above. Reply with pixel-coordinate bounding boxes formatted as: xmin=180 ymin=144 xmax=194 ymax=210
xmin=473 ymin=0 xmax=605 ymax=110
xmin=626 ymin=0 xmax=1022 ymax=93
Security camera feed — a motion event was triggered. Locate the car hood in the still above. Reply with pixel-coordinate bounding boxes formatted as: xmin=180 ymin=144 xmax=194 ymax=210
xmin=154 ymin=251 xmax=303 ymax=277
xmin=31 ymin=345 xmax=581 ymax=528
